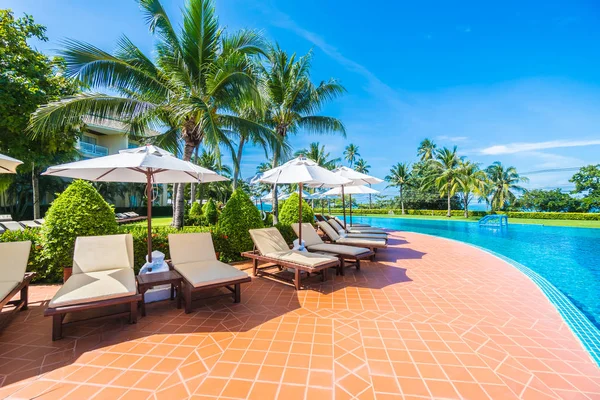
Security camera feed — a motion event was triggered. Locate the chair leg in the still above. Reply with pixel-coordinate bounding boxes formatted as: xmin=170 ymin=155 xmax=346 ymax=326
xmin=184 ymin=284 xmax=193 ymax=314
xmin=52 ymin=314 xmax=62 ymax=341
xmin=234 ymin=283 xmax=241 ymax=303
xmin=356 ymin=259 xmax=361 ymax=271
xmin=252 ymin=258 xmax=258 ymax=277
xmin=176 ymin=283 xmax=182 ymax=309
xmin=20 ymin=284 xmax=29 ymax=311
xmin=294 ymin=269 xmax=301 ymax=290
xmin=339 ymin=259 xmax=345 ymax=276
xmin=321 ymin=269 xmax=327 ymax=282
xmin=130 ymin=301 xmax=138 ymax=324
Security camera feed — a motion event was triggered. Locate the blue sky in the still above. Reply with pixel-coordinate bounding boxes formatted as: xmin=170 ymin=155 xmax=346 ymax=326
xmin=4 ymin=0 xmax=600 ymax=195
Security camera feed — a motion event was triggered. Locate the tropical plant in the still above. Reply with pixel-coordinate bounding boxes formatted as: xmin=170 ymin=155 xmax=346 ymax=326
xmin=28 ymin=0 xmax=273 ymax=228
xmin=262 ymin=46 xmax=346 ymax=224
xmin=385 ymin=163 xmax=412 ymax=214
xmin=278 ymin=192 xmax=314 ymax=225
xmin=354 ymin=158 xmax=370 ymax=174
xmin=195 ymin=149 xmax=232 ymax=206
xmin=427 ymin=146 xmax=462 ymax=217
xmin=457 ymin=160 xmax=487 ymax=217
xmin=485 ymin=162 xmax=528 ymax=211
xmin=202 ymin=198 xmax=218 ymax=224
xmin=417 ymin=138 xmax=437 ymax=161
xmin=294 ymin=142 xmax=340 ymax=170
xmin=41 ymin=180 xmax=118 ymax=274
xmin=344 ymin=144 xmax=360 ymax=167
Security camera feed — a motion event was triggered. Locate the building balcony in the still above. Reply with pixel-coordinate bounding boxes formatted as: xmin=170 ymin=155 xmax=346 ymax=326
xmin=76 ymin=141 xmax=109 ymax=157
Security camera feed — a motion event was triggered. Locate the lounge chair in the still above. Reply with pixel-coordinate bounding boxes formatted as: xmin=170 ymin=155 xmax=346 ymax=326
xmin=34 ymin=218 xmax=45 ymax=225
xmin=317 ymin=221 xmax=387 ymax=256
xmin=168 ymin=233 xmax=251 ymax=313
xmin=292 ymin=223 xmax=375 ymax=273
xmin=20 ymin=220 xmax=41 ymax=229
xmin=328 ymin=218 xmax=386 ymax=235
xmin=333 ymin=216 xmax=371 ymax=228
xmin=44 ymin=234 xmax=141 ymax=340
xmin=314 ymin=213 xmax=328 ymax=222
xmin=0 ymin=215 xmax=11 ymax=222
xmin=327 ymin=219 xmax=388 ymax=241
xmin=1 ymin=221 xmax=23 ymax=231
xmin=244 ymin=228 xmax=340 ymax=290
xmin=0 ymin=241 xmax=35 ymax=329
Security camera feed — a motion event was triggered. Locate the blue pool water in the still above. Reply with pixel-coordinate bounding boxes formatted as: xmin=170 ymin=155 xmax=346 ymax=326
xmin=351 ymin=216 xmax=600 ymax=329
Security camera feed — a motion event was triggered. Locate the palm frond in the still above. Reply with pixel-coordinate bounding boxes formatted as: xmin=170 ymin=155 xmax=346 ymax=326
xmin=297 ymin=116 xmax=346 ymax=136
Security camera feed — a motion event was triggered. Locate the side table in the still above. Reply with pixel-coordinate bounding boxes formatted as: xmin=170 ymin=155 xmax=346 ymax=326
xmin=137 ymin=270 xmax=183 ymax=316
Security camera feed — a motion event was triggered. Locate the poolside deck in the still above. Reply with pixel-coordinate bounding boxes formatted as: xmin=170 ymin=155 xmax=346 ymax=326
xmin=0 ymin=231 xmax=598 ymax=399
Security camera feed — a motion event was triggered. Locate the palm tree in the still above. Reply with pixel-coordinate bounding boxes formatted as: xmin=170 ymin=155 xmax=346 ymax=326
xmin=417 ymin=138 xmax=437 ymax=161
xmin=385 ymin=162 xmax=412 ymax=214
xmin=295 ymin=142 xmax=340 ymax=170
xmin=344 ymin=144 xmax=360 ymax=167
xmin=354 ymin=158 xmax=370 ymax=174
xmin=262 ymin=46 xmax=346 ymax=224
xmin=485 ymin=162 xmax=528 ymax=211
xmin=195 ymin=149 xmax=232 ymax=205
xmin=29 ymin=0 xmax=272 ymax=228
xmin=428 ymin=146 xmax=462 ymax=217
xmin=457 ymin=160 xmax=487 ymax=218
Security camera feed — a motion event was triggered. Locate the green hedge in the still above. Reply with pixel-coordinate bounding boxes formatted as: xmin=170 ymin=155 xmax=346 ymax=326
xmin=500 ymin=211 xmax=600 ymax=221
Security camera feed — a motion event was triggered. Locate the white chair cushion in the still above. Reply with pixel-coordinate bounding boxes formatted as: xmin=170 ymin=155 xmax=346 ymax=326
xmin=249 ymin=228 xmax=290 ymax=255
xmin=49 ymin=268 xmax=136 ymax=308
xmin=265 ymin=250 xmax=337 ymax=268
xmin=0 ymin=241 xmax=30 ymax=282
xmin=345 ymin=232 xmax=387 ymax=240
xmin=307 ymin=243 xmax=371 ymax=257
xmin=168 ymin=233 xmax=217 ymax=265
xmin=73 ymin=234 xmax=134 ymax=274
xmin=175 ymin=260 xmax=249 ymax=288
xmin=291 ymin=223 xmax=323 ymax=247
xmin=336 ymin=237 xmax=387 ymax=248
xmin=0 ymin=281 xmax=19 ymax=302
xmin=347 ymin=228 xmax=386 ymax=234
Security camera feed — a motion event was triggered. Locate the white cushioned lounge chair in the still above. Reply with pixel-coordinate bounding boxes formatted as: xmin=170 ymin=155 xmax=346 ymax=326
xmin=327 ymin=219 xmax=388 ymax=240
xmin=244 ymin=228 xmax=339 ymax=290
xmin=317 ymin=221 xmax=387 ymax=258
xmin=333 ymin=216 xmax=371 ymax=227
xmin=168 ymin=232 xmax=251 ymax=313
xmin=45 ymin=234 xmax=141 ymax=340
xmin=0 ymin=241 xmax=35 ymax=329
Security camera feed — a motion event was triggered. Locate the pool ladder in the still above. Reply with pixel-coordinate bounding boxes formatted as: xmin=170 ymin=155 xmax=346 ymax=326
xmin=479 ymin=215 xmax=508 ymax=227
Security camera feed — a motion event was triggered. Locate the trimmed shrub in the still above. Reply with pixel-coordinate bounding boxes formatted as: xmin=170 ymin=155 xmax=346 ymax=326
xmin=189 ymin=202 xmax=202 ymax=217
xmin=275 ymin=223 xmax=296 ymax=244
xmin=0 ymin=229 xmax=52 ymax=283
xmin=203 ymin=198 xmax=218 ymax=225
xmin=279 ymin=193 xmax=314 ymax=225
xmin=41 ymin=180 xmax=118 ymax=271
xmin=218 ymin=188 xmax=264 ymax=261
xmin=185 ymin=202 xmax=208 ymax=226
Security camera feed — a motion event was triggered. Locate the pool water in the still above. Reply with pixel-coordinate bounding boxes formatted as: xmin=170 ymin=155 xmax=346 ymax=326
xmin=351 ymin=216 xmax=600 ymax=329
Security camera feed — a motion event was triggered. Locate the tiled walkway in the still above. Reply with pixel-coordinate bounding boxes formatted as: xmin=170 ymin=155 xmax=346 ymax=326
xmin=0 ymin=231 xmax=599 ymax=399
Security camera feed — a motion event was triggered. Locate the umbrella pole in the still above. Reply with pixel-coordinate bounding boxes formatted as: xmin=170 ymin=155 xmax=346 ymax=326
xmin=350 ymin=194 xmax=353 ymax=227
xmin=146 ymin=171 xmax=153 ymax=263
xmin=342 ymin=185 xmax=347 ymax=229
xmin=298 ymin=183 xmax=303 ymax=248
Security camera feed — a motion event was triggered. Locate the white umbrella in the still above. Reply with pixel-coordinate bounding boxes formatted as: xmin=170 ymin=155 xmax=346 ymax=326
xmin=260 ymin=190 xmax=290 ymax=202
xmin=258 ymin=156 xmax=351 ymax=247
xmin=43 ymin=145 xmax=227 ymax=262
xmin=0 ymin=153 xmax=23 ymax=174
xmin=322 ymin=185 xmax=380 ymax=225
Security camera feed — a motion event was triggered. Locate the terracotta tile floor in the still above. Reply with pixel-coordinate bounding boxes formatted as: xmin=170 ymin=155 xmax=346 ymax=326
xmin=0 ymin=231 xmax=599 ymax=399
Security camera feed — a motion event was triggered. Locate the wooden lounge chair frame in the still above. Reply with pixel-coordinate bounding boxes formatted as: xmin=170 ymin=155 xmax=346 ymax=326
xmin=241 ymin=248 xmax=339 ymax=290
xmin=0 ymin=272 xmax=35 ymax=329
xmin=167 ymin=261 xmax=251 ymax=314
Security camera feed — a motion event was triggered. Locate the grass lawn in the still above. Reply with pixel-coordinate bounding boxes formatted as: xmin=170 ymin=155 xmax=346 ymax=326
xmin=352 ymin=213 xmax=600 ymax=228
xmin=132 ymin=216 xmax=173 ymax=227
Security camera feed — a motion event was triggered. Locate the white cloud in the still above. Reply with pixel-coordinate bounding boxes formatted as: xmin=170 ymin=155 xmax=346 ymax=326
xmin=436 ymin=135 xmax=469 ymax=142
xmin=480 ymin=139 xmax=600 ymax=155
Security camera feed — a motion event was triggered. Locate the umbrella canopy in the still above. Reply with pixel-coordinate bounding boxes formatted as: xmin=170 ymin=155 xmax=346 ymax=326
xmin=43 ymin=145 xmax=227 ymax=262
xmin=331 ymin=166 xmax=383 ymax=185
xmin=258 ymin=156 xmax=351 ymax=247
xmin=260 ymin=190 xmax=290 ymax=202
xmin=0 ymin=153 xmax=23 ymax=174
xmin=322 ymin=185 xmax=380 ymax=196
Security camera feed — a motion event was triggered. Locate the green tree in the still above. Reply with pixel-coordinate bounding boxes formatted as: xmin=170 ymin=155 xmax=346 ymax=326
xmin=570 ymin=164 xmax=600 ymax=211
xmin=0 ymin=10 xmax=81 ymax=219
xmin=385 ymin=163 xmax=412 ymax=214
xmin=417 ymin=138 xmax=437 ymax=161
xmin=278 ymin=192 xmax=314 ymax=225
xmin=195 ymin=149 xmax=232 ymax=206
xmin=457 ymin=160 xmax=487 ymax=218
xmin=485 ymin=162 xmax=528 ymax=211
xmin=29 ymin=0 xmax=272 ymax=229
xmin=355 ymin=158 xmax=372 ymax=208
xmin=295 ymin=142 xmax=340 ymax=170
xmin=218 ymin=188 xmax=264 ymax=260
xmin=262 ymin=46 xmax=346 ymax=224
xmin=344 ymin=143 xmax=360 ymax=167
xmin=427 ymin=146 xmax=462 ymax=217
xmin=516 ymin=188 xmax=582 ymax=212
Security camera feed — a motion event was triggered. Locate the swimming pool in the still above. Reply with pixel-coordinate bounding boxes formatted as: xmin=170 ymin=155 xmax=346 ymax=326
xmin=350 ymin=216 xmax=600 ymax=330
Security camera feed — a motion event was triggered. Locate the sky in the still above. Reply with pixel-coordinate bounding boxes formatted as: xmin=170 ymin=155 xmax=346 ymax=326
xmin=3 ymin=0 xmax=600 ymax=197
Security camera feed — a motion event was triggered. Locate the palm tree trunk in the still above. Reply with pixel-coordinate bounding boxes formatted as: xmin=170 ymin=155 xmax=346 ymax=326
xmin=173 ymin=142 xmax=196 ymax=228
xmin=190 ymin=145 xmax=199 ymax=203
xmin=271 ymin=148 xmax=279 ymax=225
xmin=32 ymin=165 xmax=40 ymax=220
xmin=464 ymin=193 xmax=469 ymax=218
xmin=447 ymin=191 xmax=452 ymax=218
xmin=400 ymin=186 xmax=405 ymax=215
xmin=233 ymin=136 xmax=245 ymax=191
